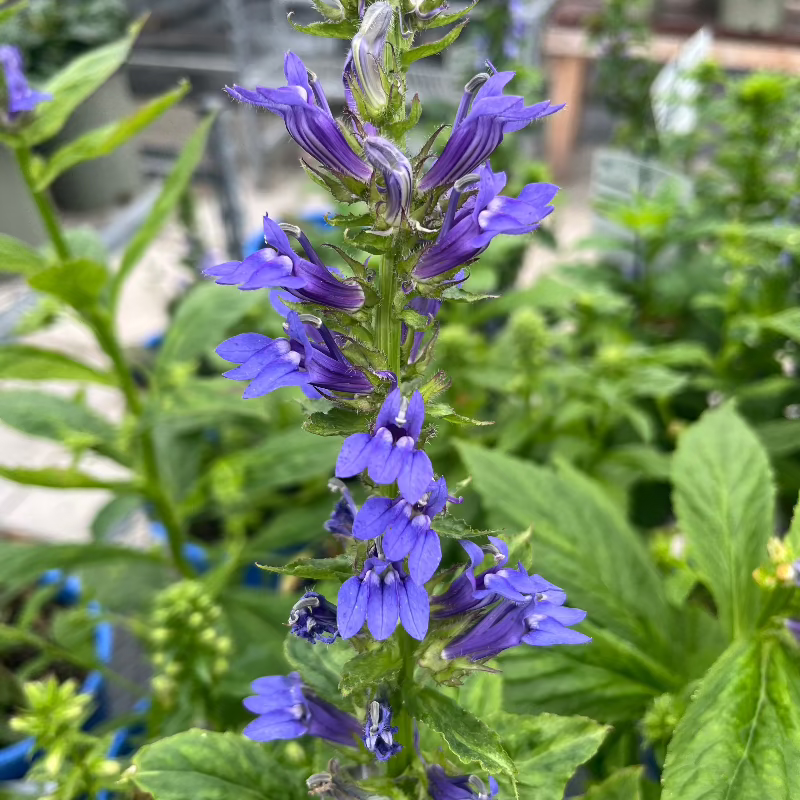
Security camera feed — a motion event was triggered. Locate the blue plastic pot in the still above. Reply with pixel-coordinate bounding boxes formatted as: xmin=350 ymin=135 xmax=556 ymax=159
xmin=0 ymin=573 xmax=114 ymax=782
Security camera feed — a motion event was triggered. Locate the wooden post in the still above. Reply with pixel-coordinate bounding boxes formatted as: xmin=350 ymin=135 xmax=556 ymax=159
xmin=546 ymin=54 xmax=588 ymax=181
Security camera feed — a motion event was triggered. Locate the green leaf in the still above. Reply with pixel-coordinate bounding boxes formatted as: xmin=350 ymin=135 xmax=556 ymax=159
xmin=113 ymin=115 xmax=215 ymax=308
xmin=385 ymin=93 xmax=422 ymax=139
xmin=340 ymin=644 xmax=401 ymax=696
xmin=22 ymin=20 xmax=145 ymax=145
xmin=257 ymin=555 xmax=353 ymax=581
xmin=284 ymin=635 xmax=354 ymax=704
xmin=0 ymin=466 xmax=131 ymax=490
xmin=756 ymin=419 xmax=800 ymax=458
xmin=409 ymin=688 xmax=516 ymax=780
xmin=763 ymin=308 xmax=800 ymax=343
xmin=28 ymin=259 xmax=109 ymax=313
xmin=0 ymin=390 xmax=124 ymax=462
xmin=131 ymin=729 xmax=307 ymax=800
xmin=402 ymin=21 xmax=468 ymax=67
xmin=491 ymin=712 xmax=610 ymax=800
xmin=33 ymin=82 xmax=190 ymax=191
xmin=287 ymin=13 xmax=358 ymax=39
xmin=584 ymin=767 xmax=643 ymax=800
xmin=433 ymin=515 xmax=496 ymax=540
xmin=459 ymin=671 xmax=503 ymax=720
xmin=427 ymin=403 xmax=493 ymax=427
xmin=425 ymin=0 xmax=477 ymax=28
xmin=303 ymin=407 xmax=369 ymax=437
xmin=672 ymin=404 xmax=774 ymax=638
xmin=91 ymin=495 xmax=141 ymax=541
xmin=788 ymin=492 xmax=800 ymax=553
xmin=0 ymin=234 xmax=47 ymax=277
xmin=0 ymin=1 xmax=28 ymax=26
xmin=440 ymin=286 xmax=499 ymax=303
xmin=154 ymin=281 xmax=262 ymax=380
xmin=344 ymin=228 xmax=391 ymax=255
xmin=662 ymin=635 xmax=800 ymax=800
xmin=0 ymin=345 xmax=115 ymax=385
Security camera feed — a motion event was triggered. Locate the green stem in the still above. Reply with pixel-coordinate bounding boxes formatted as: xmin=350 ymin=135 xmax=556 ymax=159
xmin=378 ymin=249 xmax=401 ymax=376
xmin=389 ymin=629 xmax=416 ymax=777
xmin=14 ymin=146 xmax=71 ymax=262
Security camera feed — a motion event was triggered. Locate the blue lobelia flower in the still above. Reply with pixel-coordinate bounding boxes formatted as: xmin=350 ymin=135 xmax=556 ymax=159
xmin=418 ymin=69 xmax=563 ymax=191
xmin=226 ymin=52 xmax=372 ymax=183
xmin=364 ymin=136 xmax=413 ymax=227
xmin=363 ymin=700 xmax=403 ymax=762
xmin=288 ymin=591 xmax=339 ymax=644
xmin=346 ymin=1 xmax=392 ymax=116
xmin=205 ymin=214 xmax=365 ymax=313
xmin=427 ymin=766 xmax=500 ymax=800
xmin=441 ymin=564 xmax=590 ymax=662
xmin=432 ymin=537 xmax=509 ymax=619
xmin=337 ymin=558 xmax=429 ymax=641
xmin=336 ymin=388 xmax=433 ymax=505
xmin=414 ymin=165 xmax=558 ymax=281
xmin=243 ymin=672 xmax=361 ymax=746
xmin=216 ymin=310 xmax=373 ymax=399
xmin=0 ymin=45 xmax=51 ymax=120
xmin=324 ymin=479 xmax=358 ymax=537
xmin=353 ymin=477 xmax=455 ymax=585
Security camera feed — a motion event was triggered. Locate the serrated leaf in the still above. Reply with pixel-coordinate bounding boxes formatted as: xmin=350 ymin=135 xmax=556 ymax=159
xmin=284 ymin=634 xmax=353 ymax=704
xmin=0 ymin=465 xmax=131 ymax=490
xmin=258 ymin=555 xmax=353 ymax=581
xmin=322 ymin=243 xmax=369 ymax=278
xmin=0 ymin=345 xmax=115 ymax=385
xmin=340 ymin=644 xmax=401 ymax=696
xmin=0 ymin=234 xmax=47 ymax=277
xmin=491 ymin=712 xmax=610 ymax=800
xmin=425 ymin=0 xmax=477 ymax=28
xmin=673 ymin=404 xmax=774 ymax=639
xmin=402 ymin=21 xmax=468 ymax=67
xmin=28 ymin=259 xmax=109 ymax=312
xmin=301 ymin=160 xmax=359 ymax=203
xmin=427 ymin=403 xmax=493 ymax=426
xmin=459 ymin=671 xmax=503 ymax=719
xmin=585 ymin=766 xmax=643 ymax=799
xmin=344 ymin=228 xmax=391 ymax=255
xmin=409 ymin=688 xmax=515 ymax=780
xmin=662 ymin=635 xmax=800 ymax=800
xmin=33 ymin=81 xmax=190 ymax=190
xmin=385 ymin=93 xmax=422 ymax=139
xmin=287 ymin=12 xmax=358 ymax=39
xmin=131 ymin=729 xmax=307 ymax=800
xmin=433 ymin=515 xmax=495 ymax=540
xmin=304 ymin=407 xmax=369 ymax=436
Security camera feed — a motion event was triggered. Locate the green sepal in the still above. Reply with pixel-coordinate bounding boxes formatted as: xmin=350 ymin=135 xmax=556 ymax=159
xmin=303 ymin=407 xmax=371 ymax=437
xmin=256 ymin=555 xmax=354 ymax=581
xmin=418 ymin=370 xmax=451 ymax=401
xmin=424 ymin=0 xmax=478 ymax=28
xmin=323 ymin=243 xmax=370 ymax=279
xmin=301 ymin=159 xmax=360 ymax=204
xmin=326 ymin=211 xmax=375 ymax=228
xmin=345 ymin=228 xmax=392 ymax=255
xmin=287 ymin=12 xmax=358 ymax=39
xmin=340 ymin=642 xmax=402 ymax=696
xmin=385 ymin=93 xmax=423 ymax=139
xmin=402 ymin=21 xmax=468 ymax=67
xmin=426 ymin=402 xmax=493 ymax=426
xmin=399 ymin=308 xmax=432 ymax=330
xmin=434 ymin=515 xmax=498 ymax=540
xmin=413 ymin=124 xmax=449 ymax=172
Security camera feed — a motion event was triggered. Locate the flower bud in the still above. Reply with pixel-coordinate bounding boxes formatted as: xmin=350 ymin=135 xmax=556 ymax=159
xmin=364 ymin=136 xmax=412 ymax=227
xmin=350 ymin=2 xmax=392 ymax=116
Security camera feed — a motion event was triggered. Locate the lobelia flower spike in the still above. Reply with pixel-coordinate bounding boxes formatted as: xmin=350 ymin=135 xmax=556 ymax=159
xmin=418 ymin=69 xmax=564 ymax=191
xmin=364 ymin=135 xmax=413 ymax=227
xmin=205 ymin=214 xmax=365 ymax=312
xmin=243 ymin=672 xmax=361 ymax=746
xmin=363 ymin=700 xmax=403 ymax=762
xmin=226 ymin=52 xmax=372 ymax=183
xmin=353 ymin=477 xmax=459 ymax=585
xmin=288 ymin=591 xmax=339 ymax=644
xmin=427 ymin=766 xmax=500 ymax=800
xmin=414 ymin=165 xmax=559 ymax=281
xmin=336 ymin=388 xmax=433 ymax=504
xmin=0 ymin=45 xmax=51 ymax=121
xmin=216 ymin=310 xmax=373 ymax=399
xmin=348 ymin=1 xmax=393 ymax=117
xmin=337 ymin=558 xmax=429 ymax=641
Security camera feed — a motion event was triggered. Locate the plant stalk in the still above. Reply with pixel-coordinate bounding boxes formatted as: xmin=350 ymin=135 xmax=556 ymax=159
xmin=378 ymin=248 xmax=401 ymax=376
xmin=389 ymin=629 xmax=416 ymax=777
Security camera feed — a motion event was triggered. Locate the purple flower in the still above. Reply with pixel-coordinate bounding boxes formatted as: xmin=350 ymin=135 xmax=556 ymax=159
xmin=364 ymin=136 xmax=413 ymax=227
xmin=348 ymin=2 xmax=392 ymax=116
xmin=325 ymin=480 xmax=358 ymax=537
xmin=216 ymin=310 xmax=373 ymax=399
xmin=405 ymin=297 xmax=442 ymax=364
xmin=0 ymin=45 xmax=51 ymax=120
xmin=205 ymin=214 xmax=364 ymax=313
xmin=433 ymin=537 xmax=509 ymax=618
xmin=336 ymin=388 xmax=433 ymax=504
xmin=363 ymin=700 xmax=403 ymax=762
xmin=337 ymin=558 xmax=429 ymax=641
xmin=243 ymin=672 xmax=361 ymax=746
xmin=442 ymin=564 xmax=590 ymax=662
xmin=428 ymin=766 xmax=499 ymax=800
xmin=288 ymin=591 xmax=339 ymax=644
xmin=418 ymin=70 xmax=563 ymax=191
xmin=414 ymin=165 xmax=558 ymax=281
xmin=353 ymin=477 xmax=455 ymax=585
xmin=226 ymin=52 xmax=372 ymax=183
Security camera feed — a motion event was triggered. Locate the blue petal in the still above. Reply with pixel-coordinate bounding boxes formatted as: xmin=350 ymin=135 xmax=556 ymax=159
xmin=408 ymin=524 xmax=441 ymax=585
xmin=398 ymin=577 xmax=429 ymax=640
xmin=366 ymin=428 xmax=394 ymax=483
xmin=336 ymin=433 xmax=373 ymax=478
xmin=337 ymin=576 xmax=369 ymax=639
xmin=367 ymin=568 xmax=399 ymax=641
xmin=397 ymin=449 xmax=434 ymax=505
xmin=243 ymin=712 xmax=306 ymax=742
xmin=216 ymin=333 xmax=272 ymax=363
xmin=381 ymin=504 xmax=416 ymax=561
xmin=352 ymin=496 xmax=397 ymax=541
xmin=375 ymin=388 xmax=404 ymax=430
xmin=405 ymin=391 xmax=425 ymax=440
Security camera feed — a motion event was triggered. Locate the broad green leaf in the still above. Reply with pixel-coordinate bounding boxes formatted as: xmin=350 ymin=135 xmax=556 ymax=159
xmin=585 ymin=767 xmax=643 ymax=800
xmin=303 ymin=407 xmax=368 ymax=436
xmin=0 ymin=234 xmax=47 ymax=277
xmin=0 ymin=345 xmax=115 ymax=385
xmin=284 ymin=635 xmax=353 ymax=705
xmin=28 ymin=259 xmax=109 ymax=312
xmin=402 ymin=21 xmax=468 ymax=67
xmin=0 ymin=465 xmax=131 ymax=490
xmin=154 ymin=282 xmax=262 ymax=380
xmin=662 ymin=635 xmax=800 ymax=800
xmin=131 ymin=729 xmax=307 ymax=800
xmin=457 ymin=443 xmax=669 ymax=652
xmin=672 ymin=404 xmax=774 ymax=638
xmin=491 ymin=712 xmax=610 ymax=800
xmin=287 ymin=13 xmax=358 ymax=39
xmin=425 ymin=0 xmax=477 ymax=28
xmin=340 ymin=643 xmax=401 ymax=696
xmin=257 ymin=555 xmax=353 ymax=581
xmin=22 ymin=20 xmax=144 ymax=145
xmin=112 ymin=115 xmax=215 ymax=308
xmin=409 ymin=688 xmax=515 ymax=780
xmin=459 ymin=671 xmax=503 ymax=720
xmin=91 ymin=495 xmax=141 ymax=541
xmin=433 ymin=515 xmax=495 ymax=540
xmin=763 ymin=308 xmax=800 ymax=343
xmin=0 ymin=390 xmax=124 ymax=462
xmin=33 ymin=81 xmax=190 ymax=190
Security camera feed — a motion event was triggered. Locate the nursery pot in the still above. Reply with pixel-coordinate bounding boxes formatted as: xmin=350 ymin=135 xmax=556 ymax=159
xmin=0 ymin=572 xmax=114 ymax=782
xmin=0 ymin=147 xmax=46 ymax=250
xmin=47 ymin=72 xmax=142 ymax=213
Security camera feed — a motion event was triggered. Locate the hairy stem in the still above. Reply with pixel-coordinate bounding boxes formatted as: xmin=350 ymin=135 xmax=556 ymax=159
xmin=378 ymin=248 xmax=401 ymax=376
xmin=389 ymin=629 xmax=416 ymax=777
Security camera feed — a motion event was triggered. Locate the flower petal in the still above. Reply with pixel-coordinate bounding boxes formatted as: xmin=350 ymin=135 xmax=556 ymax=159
xmin=367 ymin=568 xmax=399 ymax=640
xmin=408 ymin=525 xmax=441 ymax=585
xmin=352 ymin=496 xmax=397 ymax=541
xmin=381 ymin=504 xmax=417 ymax=561
xmin=398 ymin=577 xmax=429 ymax=640
xmin=337 ymin=575 xmax=369 ymax=639
xmin=336 ymin=433 xmax=373 ymax=478
xmin=397 ymin=448 xmax=433 ymax=505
